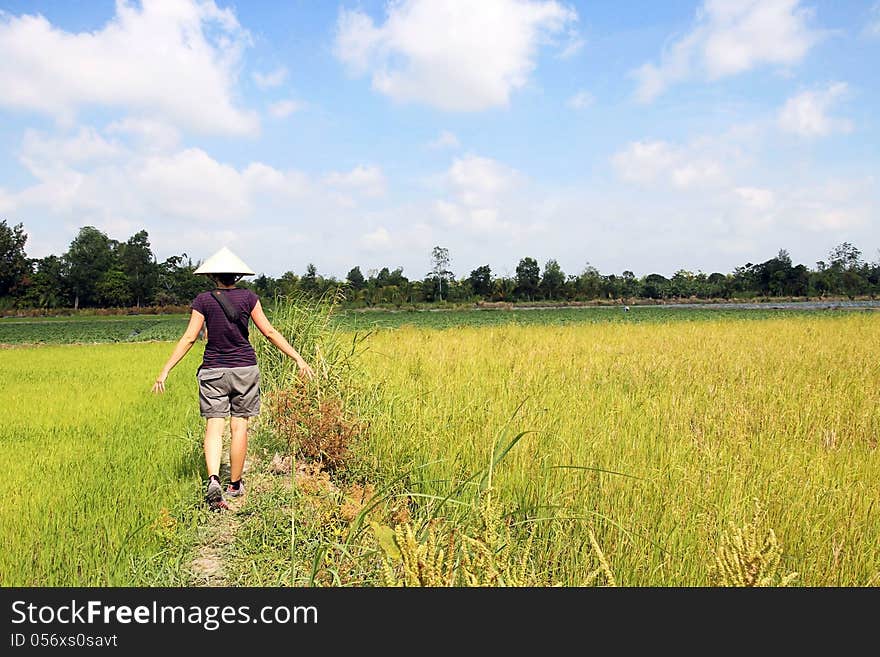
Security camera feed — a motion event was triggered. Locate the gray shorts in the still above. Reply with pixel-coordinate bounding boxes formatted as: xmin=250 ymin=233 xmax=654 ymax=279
xmin=197 ymin=365 xmax=261 ymax=418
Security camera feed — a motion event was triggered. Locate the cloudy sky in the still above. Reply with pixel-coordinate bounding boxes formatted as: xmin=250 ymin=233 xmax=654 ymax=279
xmin=0 ymin=0 xmax=877 ymax=280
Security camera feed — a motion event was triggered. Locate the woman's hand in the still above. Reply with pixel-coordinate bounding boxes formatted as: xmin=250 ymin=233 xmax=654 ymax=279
xmin=297 ymin=359 xmax=315 ymax=380
xmin=152 ymin=373 xmax=167 ymax=393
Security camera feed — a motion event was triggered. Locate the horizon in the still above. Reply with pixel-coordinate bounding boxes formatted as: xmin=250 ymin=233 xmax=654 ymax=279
xmin=0 ymin=0 xmax=877 ymax=281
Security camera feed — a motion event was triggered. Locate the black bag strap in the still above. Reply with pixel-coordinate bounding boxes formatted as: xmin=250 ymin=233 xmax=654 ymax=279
xmin=210 ymin=289 xmax=246 ymax=331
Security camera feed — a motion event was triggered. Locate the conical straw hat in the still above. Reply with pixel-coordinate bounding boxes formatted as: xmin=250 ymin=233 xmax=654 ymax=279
xmin=193 ymin=246 xmax=255 ymax=275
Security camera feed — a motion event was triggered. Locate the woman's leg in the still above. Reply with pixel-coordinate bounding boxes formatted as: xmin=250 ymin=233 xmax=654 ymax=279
xmin=229 ymin=416 xmax=249 ymax=482
xmin=204 ymin=417 xmax=226 ymax=478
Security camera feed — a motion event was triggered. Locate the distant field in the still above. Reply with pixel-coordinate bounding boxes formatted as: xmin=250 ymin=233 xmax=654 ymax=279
xmin=0 ymin=305 xmax=867 ymax=344
xmin=0 ymin=314 xmax=190 ymax=344
xmin=333 ymin=305 xmax=862 ymax=331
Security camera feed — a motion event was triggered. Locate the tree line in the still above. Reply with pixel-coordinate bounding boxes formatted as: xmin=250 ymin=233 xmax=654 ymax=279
xmin=1 ymin=220 xmax=878 ymax=311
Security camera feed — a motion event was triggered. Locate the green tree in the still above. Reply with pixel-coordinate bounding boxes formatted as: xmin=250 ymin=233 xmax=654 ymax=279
xmin=641 ymin=273 xmax=669 ymax=299
xmin=277 ymin=271 xmax=300 ymax=297
xmin=707 ymin=272 xmax=730 ymax=298
xmin=386 ymin=267 xmax=408 ymax=288
xmin=302 ymin=263 xmax=319 ymax=296
xmin=155 ymin=254 xmax=207 ymax=305
xmin=0 ymin=220 xmax=30 ymax=298
xmin=429 ymin=246 xmax=452 ymax=301
xmin=829 ymin=242 xmax=862 ymax=270
xmin=788 ymin=264 xmax=810 ymax=297
xmin=515 ymin=257 xmax=540 ymax=300
xmin=374 ymin=267 xmax=392 ymax=287
xmin=468 ymin=265 xmax=493 ymax=298
xmin=620 ymin=270 xmax=639 ymax=298
xmin=822 ymin=242 xmax=866 ymax=298
xmin=601 ymin=273 xmax=622 ymax=299
xmin=670 ymin=270 xmax=696 ymax=297
xmin=65 ymin=226 xmax=116 ymax=308
xmin=118 ymin=230 xmax=158 ymax=307
xmin=16 ymin=255 xmax=68 ymax=308
xmin=575 ymin=265 xmax=602 ymax=299
xmin=252 ymin=274 xmax=278 ymax=299
xmin=731 ymin=263 xmax=758 ymax=297
xmin=346 ymin=266 xmax=365 ymax=290
xmin=539 ymin=259 xmax=565 ymax=300
xmin=96 ymin=268 xmax=133 ymax=307
xmin=491 ymin=276 xmax=516 ymax=301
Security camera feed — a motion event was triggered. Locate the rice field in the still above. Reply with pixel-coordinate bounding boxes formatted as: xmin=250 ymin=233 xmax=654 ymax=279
xmin=0 ymin=304 xmax=868 ymax=345
xmin=0 ymin=342 xmax=205 ymax=585
xmin=2 ymin=307 xmax=878 ymax=586
xmin=349 ymin=313 xmax=880 ymax=586
xmin=0 ymin=314 xmax=189 ymax=344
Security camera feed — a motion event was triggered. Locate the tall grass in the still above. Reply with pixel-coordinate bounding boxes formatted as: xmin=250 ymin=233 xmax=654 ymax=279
xmin=254 ymin=290 xmax=368 ymax=402
xmin=346 ymin=313 xmax=880 ymax=585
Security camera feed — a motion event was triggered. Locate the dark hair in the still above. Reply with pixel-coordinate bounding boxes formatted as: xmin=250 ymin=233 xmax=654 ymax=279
xmin=211 ymin=273 xmax=241 ymax=286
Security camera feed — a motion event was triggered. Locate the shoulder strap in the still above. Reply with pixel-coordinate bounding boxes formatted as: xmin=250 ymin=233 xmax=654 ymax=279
xmin=211 ymin=289 xmax=245 ymax=329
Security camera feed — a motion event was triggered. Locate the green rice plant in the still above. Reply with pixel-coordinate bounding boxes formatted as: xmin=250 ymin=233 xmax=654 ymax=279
xmin=0 ymin=315 xmax=189 ymax=344
xmin=0 ymin=342 xmax=205 ymax=585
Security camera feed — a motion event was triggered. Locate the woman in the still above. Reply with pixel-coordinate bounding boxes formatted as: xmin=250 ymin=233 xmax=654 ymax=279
xmin=151 ymin=246 xmax=314 ymax=510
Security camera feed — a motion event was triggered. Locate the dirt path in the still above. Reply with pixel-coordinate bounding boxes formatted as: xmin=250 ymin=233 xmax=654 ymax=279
xmin=188 ymin=425 xmax=250 ymax=587
xmin=186 ymin=438 xmax=299 ymax=586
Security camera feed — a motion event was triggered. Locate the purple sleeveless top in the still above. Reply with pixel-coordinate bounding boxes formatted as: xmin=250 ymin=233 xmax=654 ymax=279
xmin=191 ymin=288 xmax=259 ymax=369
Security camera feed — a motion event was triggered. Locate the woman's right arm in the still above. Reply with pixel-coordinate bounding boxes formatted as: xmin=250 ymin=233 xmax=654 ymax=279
xmin=152 ymin=310 xmax=205 ymax=393
xmin=251 ymin=300 xmax=315 ymax=379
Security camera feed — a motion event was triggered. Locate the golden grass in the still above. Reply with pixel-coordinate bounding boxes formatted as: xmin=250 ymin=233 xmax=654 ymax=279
xmin=350 ymin=314 xmax=880 ymax=585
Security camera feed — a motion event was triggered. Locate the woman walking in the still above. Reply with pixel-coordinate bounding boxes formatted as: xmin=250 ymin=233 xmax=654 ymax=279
xmin=151 ymin=246 xmax=314 ymax=510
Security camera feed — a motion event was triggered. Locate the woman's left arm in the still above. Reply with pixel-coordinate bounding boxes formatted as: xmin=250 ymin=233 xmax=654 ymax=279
xmin=152 ymin=310 xmax=205 ymax=393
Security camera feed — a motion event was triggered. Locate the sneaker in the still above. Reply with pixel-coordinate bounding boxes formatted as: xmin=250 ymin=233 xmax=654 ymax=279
xmin=205 ymin=478 xmax=228 ymax=511
xmin=226 ymin=480 xmax=245 ymax=498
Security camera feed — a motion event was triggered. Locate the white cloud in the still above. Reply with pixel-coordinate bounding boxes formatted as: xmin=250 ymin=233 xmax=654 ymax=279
xmin=20 ymin=127 xmax=122 ymax=175
xmin=3 ymin=126 xmax=395 ymax=268
xmin=612 ymin=140 xmax=727 ymax=189
xmin=7 ymin=128 xmax=324 ymax=239
xmin=0 ymin=0 xmax=258 ymax=135
xmin=268 ymin=99 xmax=306 ymax=118
xmin=334 ymin=0 xmax=577 ymax=111
xmin=604 ymin=121 xmax=876 ymax=272
xmin=428 ymin=130 xmax=461 ymax=150
xmin=778 ymin=82 xmax=852 ymax=137
xmin=432 ymin=154 xmax=549 ymax=238
xmin=252 ymin=67 xmax=288 ymax=89
xmin=634 ymin=0 xmax=823 ymax=102
xmin=361 ymin=227 xmax=392 ymax=250
xmin=323 ymin=165 xmax=387 ymax=197
xmin=782 ymin=179 xmax=873 ymax=232
xmin=447 ymin=155 xmax=522 ymax=206
xmin=106 ymin=117 xmax=181 ymax=153
xmin=135 ymin=149 xmax=252 ymax=222
xmin=566 ymin=90 xmax=594 ymax=109
xmin=242 ymin=162 xmax=310 ymax=198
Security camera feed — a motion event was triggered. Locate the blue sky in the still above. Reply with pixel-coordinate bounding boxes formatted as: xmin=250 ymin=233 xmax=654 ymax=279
xmin=0 ymin=0 xmax=877 ymax=280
